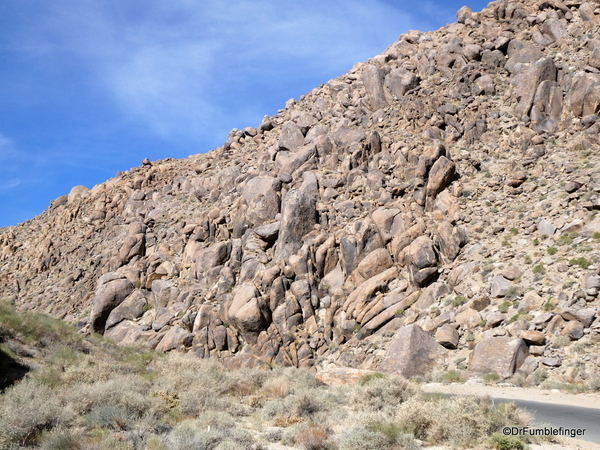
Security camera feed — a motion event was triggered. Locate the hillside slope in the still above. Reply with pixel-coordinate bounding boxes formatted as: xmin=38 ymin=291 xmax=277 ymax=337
xmin=2 ymin=0 xmax=600 ymax=385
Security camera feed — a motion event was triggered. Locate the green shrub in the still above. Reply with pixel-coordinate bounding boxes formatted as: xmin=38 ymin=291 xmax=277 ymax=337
xmin=593 ymin=232 xmax=600 ymax=240
xmin=451 ymin=296 xmax=467 ymax=307
xmin=570 ymin=257 xmax=592 ymax=269
xmin=483 ymin=373 xmax=502 ymax=384
xmin=529 ymin=369 xmax=548 ymax=386
xmin=543 ymin=301 xmax=555 ymax=311
xmin=442 ymin=370 xmax=464 ymax=384
xmin=587 ymin=376 xmax=600 ymax=392
xmin=498 ymin=301 xmax=511 ymax=313
xmin=547 ymin=247 xmax=557 ymax=255
xmin=559 ymin=232 xmax=579 ymax=246
xmin=0 ymin=300 xmax=83 ymax=347
xmin=532 ymin=263 xmax=545 ymax=274
xmin=552 ymin=336 xmax=571 ymax=348
xmin=358 ymin=372 xmax=385 ymax=386
xmin=523 ymin=255 xmax=532 ymax=264
xmin=489 ymin=432 xmax=525 ymax=450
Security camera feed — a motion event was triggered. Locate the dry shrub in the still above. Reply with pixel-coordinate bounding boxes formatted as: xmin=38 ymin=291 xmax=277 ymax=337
xmin=296 ymin=424 xmax=333 ymax=450
xmin=165 ymin=419 xmax=253 ymax=450
xmin=195 ymin=410 xmax=235 ymax=430
xmin=396 ymin=395 xmax=530 ymax=447
xmin=40 ymin=427 xmax=83 ymax=450
xmin=65 ymin=374 xmax=157 ymax=417
xmin=273 ymin=416 xmax=304 ymax=427
xmin=0 ymin=379 xmax=73 ymax=447
xmin=152 ymin=353 xmax=227 ymax=393
xmin=351 ymin=375 xmax=416 ymax=412
xmin=339 ymin=428 xmax=390 ymax=450
xmin=176 ymin=385 xmax=225 ymax=418
xmin=294 ymin=391 xmax=322 ymax=417
xmin=260 ymin=375 xmax=291 ymax=398
xmin=40 ymin=428 xmax=83 ymax=450
xmin=86 ymin=405 xmax=131 ymax=431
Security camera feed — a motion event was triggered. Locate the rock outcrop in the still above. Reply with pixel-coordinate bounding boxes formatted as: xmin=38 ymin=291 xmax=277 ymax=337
xmin=2 ymin=0 xmax=600 ymax=387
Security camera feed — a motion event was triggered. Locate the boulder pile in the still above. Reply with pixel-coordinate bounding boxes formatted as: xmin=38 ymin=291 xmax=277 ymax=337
xmin=2 ymin=0 xmax=600 ymax=384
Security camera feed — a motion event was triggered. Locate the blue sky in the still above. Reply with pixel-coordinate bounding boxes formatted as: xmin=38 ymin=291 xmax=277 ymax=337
xmin=0 ymin=0 xmax=490 ymax=228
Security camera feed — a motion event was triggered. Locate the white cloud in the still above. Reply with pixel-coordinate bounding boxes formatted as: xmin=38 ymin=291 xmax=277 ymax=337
xmin=10 ymin=0 xmax=430 ymax=145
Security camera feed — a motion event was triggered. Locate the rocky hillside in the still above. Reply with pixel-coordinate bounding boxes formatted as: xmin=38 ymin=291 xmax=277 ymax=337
xmin=2 ymin=0 xmax=600 ymax=385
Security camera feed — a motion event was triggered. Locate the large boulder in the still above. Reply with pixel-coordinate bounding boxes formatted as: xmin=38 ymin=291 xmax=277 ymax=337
xmin=195 ymin=241 xmax=232 ymax=275
xmin=278 ymin=121 xmax=305 ymax=152
xmin=104 ymin=320 xmax=152 ymax=347
xmin=379 ymin=324 xmax=448 ymax=378
xmin=242 ymin=176 xmax=281 ymax=226
xmin=90 ymin=273 xmax=134 ymax=333
xmin=469 ymin=337 xmax=528 ymax=378
xmin=505 ymin=40 xmax=545 ymax=74
xmin=568 ymin=72 xmax=600 ymax=117
xmin=426 ymin=156 xmax=455 ymax=200
xmin=362 ymin=64 xmax=388 ymax=110
xmin=530 ymin=80 xmax=563 ymax=133
xmin=512 ymin=57 xmax=557 ymax=117
xmin=105 ymin=289 xmax=147 ymax=330
xmin=403 ymin=235 xmax=438 ymax=287
xmin=435 ymin=221 xmax=468 ymax=263
xmin=491 ymin=276 xmax=512 ymax=298
xmin=384 ymin=68 xmax=420 ymax=100
xmin=274 ymin=189 xmax=317 ymax=262
xmin=355 ymin=248 xmax=393 ymax=280
xmin=155 ymin=326 xmax=194 ymax=353
xmin=435 ymin=324 xmax=459 ymax=349
xmin=228 ymin=284 xmax=268 ymax=345
xmin=118 ymin=222 xmax=147 ymax=265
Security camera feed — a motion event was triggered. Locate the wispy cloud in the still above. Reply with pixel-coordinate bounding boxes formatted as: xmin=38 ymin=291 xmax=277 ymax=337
xmin=9 ymin=0 xmax=428 ymax=146
xmin=0 ymin=132 xmax=16 ymax=160
xmin=0 ymin=179 xmax=21 ymax=190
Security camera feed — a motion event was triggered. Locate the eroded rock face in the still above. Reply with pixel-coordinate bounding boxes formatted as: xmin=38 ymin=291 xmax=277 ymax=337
xmin=4 ymin=0 xmax=600 ymax=384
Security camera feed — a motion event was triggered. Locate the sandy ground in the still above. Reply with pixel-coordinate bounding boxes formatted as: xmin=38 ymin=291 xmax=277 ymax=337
xmin=422 ymin=382 xmax=600 ymax=450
